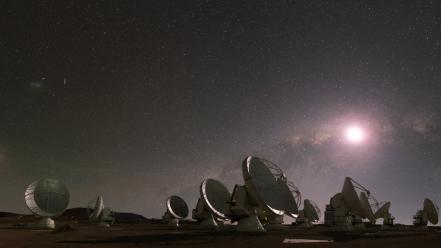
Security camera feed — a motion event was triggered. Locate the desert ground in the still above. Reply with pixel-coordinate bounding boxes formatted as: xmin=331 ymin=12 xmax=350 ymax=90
xmin=0 ymin=213 xmax=440 ymax=248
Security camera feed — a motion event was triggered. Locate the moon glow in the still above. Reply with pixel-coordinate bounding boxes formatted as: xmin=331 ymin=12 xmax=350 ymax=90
xmin=345 ymin=126 xmax=365 ymax=144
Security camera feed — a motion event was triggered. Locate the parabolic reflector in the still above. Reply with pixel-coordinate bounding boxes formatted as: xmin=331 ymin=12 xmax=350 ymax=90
xmin=359 ymin=192 xmax=375 ymax=222
xmin=242 ymin=156 xmax=298 ymax=216
xmin=304 ymin=199 xmax=321 ymax=222
xmin=331 ymin=193 xmax=343 ymax=208
xmin=341 ymin=177 xmax=364 ymax=216
xmin=167 ymin=195 xmax=189 ymax=219
xmin=201 ymin=178 xmax=230 ymax=219
xmin=374 ymin=202 xmax=391 ymax=219
xmin=89 ymin=195 xmax=104 ymax=221
xmin=423 ymin=198 xmax=439 ymax=225
xmin=25 ymin=178 xmax=70 ymax=217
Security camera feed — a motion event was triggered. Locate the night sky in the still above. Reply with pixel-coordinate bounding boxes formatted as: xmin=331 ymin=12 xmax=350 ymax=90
xmin=1 ymin=1 xmax=441 ymax=224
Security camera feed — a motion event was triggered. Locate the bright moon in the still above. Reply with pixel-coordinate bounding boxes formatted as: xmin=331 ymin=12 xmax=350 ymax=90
xmin=345 ymin=126 xmax=365 ymax=143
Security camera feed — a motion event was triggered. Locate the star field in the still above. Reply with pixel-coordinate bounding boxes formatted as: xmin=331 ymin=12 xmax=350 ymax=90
xmin=1 ymin=1 xmax=441 ymax=223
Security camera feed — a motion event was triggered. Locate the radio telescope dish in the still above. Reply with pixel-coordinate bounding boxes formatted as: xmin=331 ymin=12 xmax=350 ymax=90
xmin=296 ymin=199 xmax=321 ymax=227
xmin=304 ymin=199 xmax=321 ymax=222
xmin=202 ymin=179 xmax=230 ymax=219
xmin=88 ymin=195 xmax=115 ymax=226
xmin=163 ymin=195 xmax=188 ymax=226
xmin=193 ymin=178 xmax=231 ymax=228
xmin=89 ymin=195 xmax=104 ymax=221
xmin=424 ymin=198 xmax=439 ymax=225
xmin=341 ymin=177 xmax=365 ymax=217
xmin=374 ymin=202 xmax=394 ymax=226
xmin=243 ymin=156 xmax=299 ymax=216
xmin=330 ymin=193 xmax=343 ymax=208
xmin=324 ymin=177 xmax=379 ymax=231
xmin=374 ymin=202 xmax=391 ymax=219
xmin=227 ymin=156 xmax=301 ymax=232
xmin=25 ymin=178 xmax=70 ymax=229
xmin=413 ymin=198 xmax=438 ymax=226
xmin=359 ymin=192 xmax=375 ymax=223
xmin=281 ymin=180 xmax=301 ymax=218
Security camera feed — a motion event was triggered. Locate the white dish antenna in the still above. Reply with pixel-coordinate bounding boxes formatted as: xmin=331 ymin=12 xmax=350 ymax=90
xmin=201 ymin=178 xmax=231 ymax=220
xmin=88 ymin=195 xmax=114 ymax=226
xmin=193 ymin=178 xmax=231 ymax=228
xmin=25 ymin=178 xmax=70 ymax=229
xmin=228 ymin=156 xmax=301 ymax=232
xmin=243 ymin=156 xmax=300 ymax=217
xmin=89 ymin=195 xmax=104 ymax=221
xmin=163 ymin=195 xmax=188 ymax=226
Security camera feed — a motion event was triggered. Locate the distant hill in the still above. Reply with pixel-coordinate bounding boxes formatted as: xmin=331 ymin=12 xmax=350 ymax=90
xmin=62 ymin=207 xmax=151 ymax=223
xmin=0 ymin=208 xmax=151 ymax=224
xmin=0 ymin=212 xmax=20 ymax=218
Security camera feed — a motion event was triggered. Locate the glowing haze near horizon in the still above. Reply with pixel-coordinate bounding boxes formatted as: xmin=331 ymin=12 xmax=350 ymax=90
xmin=1 ymin=1 xmax=441 ymax=224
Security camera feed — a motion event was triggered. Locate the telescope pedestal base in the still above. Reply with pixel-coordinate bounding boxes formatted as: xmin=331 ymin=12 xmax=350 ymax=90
xmin=236 ymin=213 xmax=265 ymax=232
xmin=36 ymin=217 xmax=55 ymax=229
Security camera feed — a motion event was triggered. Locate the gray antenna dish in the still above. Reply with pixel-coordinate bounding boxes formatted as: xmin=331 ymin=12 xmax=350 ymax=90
xmin=359 ymin=192 xmax=375 ymax=223
xmin=25 ymin=178 xmax=70 ymax=229
xmin=282 ymin=181 xmax=302 ymax=218
xmin=243 ymin=156 xmax=299 ymax=216
xmin=88 ymin=195 xmax=114 ymax=226
xmin=202 ymin=179 xmax=230 ymax=219
xmin=424 ymin=198 xmax=439 ymax=225
xmin=341 ymin=177 xmax=365 ymax=217
xmin=163 ymin=195 xmax=188 ymax=226
xmin=374 ymin=202 xmax=391 ymax=219
xmin=227 ymin=156 xmax=300 ymax=232
xmin=304 ymin=199 xmax=321 ymax=221
xmin=193 ymin=179 xmax=231 ymax=228
xmin=89 ymin=195 xmax=104 ymax=221
xmin=296 ymin=199 xmax=321 ymax=227
xmin=374 ymin=202 xmax=394 ymax=226
xmin=330 ymin=193 xmax=343 ymax=208
xmin=324 ymin=177 xmax=377 ymax=231
xmin=413 ymin=198 xmax=439 ymax=226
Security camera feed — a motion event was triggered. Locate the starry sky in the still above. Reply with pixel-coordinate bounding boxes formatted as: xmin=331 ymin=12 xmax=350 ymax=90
xmin=1 ymin=1 xmax=441 ymax=224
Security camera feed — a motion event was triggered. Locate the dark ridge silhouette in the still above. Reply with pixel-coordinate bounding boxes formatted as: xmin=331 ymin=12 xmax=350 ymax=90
xmin=0 ymin=208 xmax=151 ymax=224
xmin=61 ymin=207 xmax=151 ymax=223
xmin=0 ymin=212 xmax=20 ymax=218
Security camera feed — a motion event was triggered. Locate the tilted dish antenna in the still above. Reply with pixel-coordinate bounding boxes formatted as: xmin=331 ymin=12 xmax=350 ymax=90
xmin=341 ymin=177 xmax=366 ymax=217
xmin=424 ymin=198 xmax=439 ymax=225
xmin=192 ymin=178 xmax=231 ymax=227
xmin=374 ymin=201 xmax=395 ymax=226
xmin=89 ymin=195 xmax=104 ymax=221
xmin=296 ymin=199 xmax=321 ymax=227
xmin=282 ymin=180 xmax=302 ymax=218
xmin=374 ymin=202 xmax=391 ymax=219
xmin=303 ymin=199 xmax=321 ymax=222
xmin=243 ymin=157 xmax=300 ymax=217
xmin=413 ymin=198 xmax=438 ymax=226
xmin=359 ymin=192 xmax=376 ymax=223
xmin=227 ymin=156 xmax=300 ymax=232
xmin=325 ymin=177 xmax=378 ymax=230
xmin=88 ymin=195 xmax=115 ymax=226
xmin=25 ymin=178 xmax=70 ymax=229
xmin=163 ymin=195 xmax=189 ymax=226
